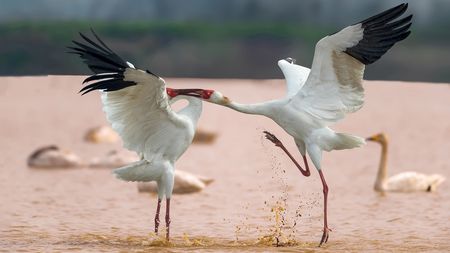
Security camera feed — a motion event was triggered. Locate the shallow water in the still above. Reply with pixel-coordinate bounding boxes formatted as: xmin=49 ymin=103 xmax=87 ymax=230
xmin=1 ymin=77 xmax=449 ymax=252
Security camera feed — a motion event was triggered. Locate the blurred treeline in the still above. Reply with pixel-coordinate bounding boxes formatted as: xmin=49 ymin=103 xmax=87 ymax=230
xmin=1 ymin=0 xmax=449 ymax=82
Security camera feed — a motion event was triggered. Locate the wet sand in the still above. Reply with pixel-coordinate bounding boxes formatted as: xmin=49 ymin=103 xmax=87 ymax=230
xmin=1 ymin=76 xmax=449 ymax=252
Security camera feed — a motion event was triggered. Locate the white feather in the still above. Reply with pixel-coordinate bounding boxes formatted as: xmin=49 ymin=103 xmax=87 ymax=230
xmin=102 ymin=69 xmax=195 ymax=162
xmin=291 ymin=24 xmax=365 ymax=124
xmin=206 ymin=22 xmax=374 ymax=169
xmin=100 ymin=68 xmax=202 ymax=199
xmin=277 ymin=60 xmax=311 ymax=97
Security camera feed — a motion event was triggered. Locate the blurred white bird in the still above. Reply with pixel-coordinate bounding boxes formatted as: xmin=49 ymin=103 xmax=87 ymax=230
xmin=367 ymin=133 xmax=445 ymax=192
xmin=69 ymin=30 xmax=205 ymax=240
xmin=183 ymin=3 xmax=412 ymax=245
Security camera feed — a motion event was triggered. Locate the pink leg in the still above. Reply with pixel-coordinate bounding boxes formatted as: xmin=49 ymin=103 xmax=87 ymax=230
xmin=165 ymin=198 xmax=171 ymax=241
xmin=263 ymin=131 xmax=311 ymax=177
xmin=318 ymin=170 xmax=331 ymax=246
xmin=154 ymin=198 xmax=162 ymax=234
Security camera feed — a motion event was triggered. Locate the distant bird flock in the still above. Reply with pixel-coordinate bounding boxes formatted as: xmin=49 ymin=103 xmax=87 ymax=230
xmin=67 ymin=2 xmax=444 ymax=247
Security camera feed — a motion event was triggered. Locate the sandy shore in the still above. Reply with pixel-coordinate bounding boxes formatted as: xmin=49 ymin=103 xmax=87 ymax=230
xmin=1 ymin=76 xmax=449 ymax=252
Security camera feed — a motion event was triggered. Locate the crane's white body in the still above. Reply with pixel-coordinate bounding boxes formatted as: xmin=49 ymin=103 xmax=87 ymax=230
xmin=175 ymin=4 xmax=412 ymax=245
xmin=210 ymin=24 xmax=368 ymax=170
xmin=71 ymin=30 xmax=206 ymax=239
xmin=101 ymin=69 xmax=202 ymax=199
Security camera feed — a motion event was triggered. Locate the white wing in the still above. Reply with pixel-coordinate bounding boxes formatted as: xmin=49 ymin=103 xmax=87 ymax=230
xmin=277 ymin=59 xmax=311 ymax=97
xmin=290 ymin=3 xmax=412 ymax=124
xmin=101 ymin=70 xmax=192 ymax=161
xmin=70 ymin=30 xmax=192 ymax=162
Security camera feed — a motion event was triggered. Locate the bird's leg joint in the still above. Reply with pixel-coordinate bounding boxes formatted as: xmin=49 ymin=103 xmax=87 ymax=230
xmin=322 ymin=183 xmax=329 ymax=195
xmin=304 ymin=170 xmax=311 ymax=177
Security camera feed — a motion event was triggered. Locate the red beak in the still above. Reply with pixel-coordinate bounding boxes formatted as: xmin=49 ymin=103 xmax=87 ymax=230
xmin=166 ymin=88 xmax=203 ymax=98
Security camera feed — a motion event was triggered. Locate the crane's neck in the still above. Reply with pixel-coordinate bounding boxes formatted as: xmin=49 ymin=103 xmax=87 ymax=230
xmin=214 ymin=98 xmax=281 ymax=117
xmin=226 ymin=101 xmax=264 ymax=115
xmin=171 ymin=95 xmax=203 ymax=124
xmin=374 ymin=140 xmax=388 ymax=192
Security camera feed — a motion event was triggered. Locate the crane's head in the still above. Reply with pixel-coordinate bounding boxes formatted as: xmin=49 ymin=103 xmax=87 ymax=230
xmin=366 ymin=132 xmax=388 ymax=144
xmin=166 ymin=88 xmax=228 ymax=104
xmin=199 ymin=90 xmax=228 ymax=104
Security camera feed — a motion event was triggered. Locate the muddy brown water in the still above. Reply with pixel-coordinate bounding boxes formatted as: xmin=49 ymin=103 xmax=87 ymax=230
xmin=1 ymin=77 xmax=449 ymax=252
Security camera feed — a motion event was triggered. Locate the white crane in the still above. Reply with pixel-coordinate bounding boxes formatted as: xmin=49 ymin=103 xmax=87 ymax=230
xmin=367 ymin=133 xmax=445 ymax=192
xmin=69 ymin=30 xmax=205 ymax=240
xmin=183 ymin=3 xmax=412 ymax=246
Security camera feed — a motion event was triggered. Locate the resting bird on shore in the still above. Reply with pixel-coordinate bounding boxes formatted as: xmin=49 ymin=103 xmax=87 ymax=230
xmin=182 ymin=3 xmax=413 ymax=246
xmin=367 ymin=133 xmax=445 ymax=192
xmin=69 ymin=30 xmax=205 ymax=240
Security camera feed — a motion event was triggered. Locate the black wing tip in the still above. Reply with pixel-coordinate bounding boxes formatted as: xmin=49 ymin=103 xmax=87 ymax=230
xmin=392 ymin=3 xmax=408 ymax=13
xmin=82 ymin=73 xmax=123 ymax=84
xmin=89 ymin=28 xmax=98 ymax=37
xmin=345 ymin=3 xmax=412 ymax=65
xmin=401 ymin=14 xmax=414 ymax=24
xmin=79 ymin=85 xmax=90 ymax=95
xmin=360 ymin=2 xmax=410 ymax=28
xmin=70 ymin=29 xmax=160 ymax=95
xmin=69 ymin=31 xmax=130 ymax=74
xmin=79 ymin=75 xmax=138 ymax=95
xmin=80 ymin=89 xmax=93 ymax=96
xmin=397 ymin=30 xmax=412 ymax=42
xmin=69 ymin=29 xmax=139 ymax=95
xmin=393 ymin=3 xmax=407 ymax=11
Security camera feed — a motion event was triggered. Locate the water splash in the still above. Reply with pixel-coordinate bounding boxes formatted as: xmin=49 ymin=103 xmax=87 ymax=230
xmin=254 ymin=199 xmax=303 ymax=247
xmin=64 ymin=232 xmax=172 ymax=248
xmin=251 ymin=137 xmax=307 ymax=247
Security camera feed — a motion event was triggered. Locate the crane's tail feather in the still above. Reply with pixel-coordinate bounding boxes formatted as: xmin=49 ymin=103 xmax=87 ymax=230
xmin=332 ymin=132 xmax=366 ymax=150
xmin=307 ymin=129 xmax=365 ymax=170
xmin=113 ymin=160 xmax=159 ymax=182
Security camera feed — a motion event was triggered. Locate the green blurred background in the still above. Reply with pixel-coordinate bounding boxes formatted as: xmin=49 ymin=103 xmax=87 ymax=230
xmin=1 ymin=0 xmax=449 ymax=82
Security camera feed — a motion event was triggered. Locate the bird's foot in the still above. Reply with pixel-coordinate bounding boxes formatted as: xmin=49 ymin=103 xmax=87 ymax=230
xmin=263 ymin=131 xmax=283 ymax=147
xmin=319 ymin=227 xmax=332 ymax=247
